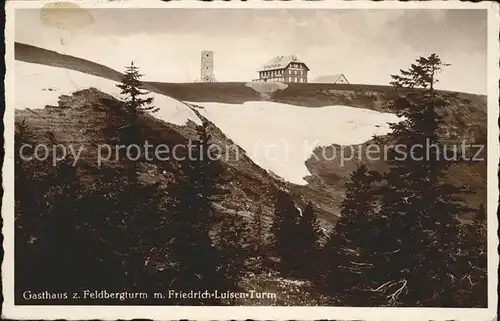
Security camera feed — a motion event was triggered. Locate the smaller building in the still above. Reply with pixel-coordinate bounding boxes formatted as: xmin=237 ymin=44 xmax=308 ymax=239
xmin=312 ymin=74 xmax=349 ymax=84
xmin=257 ymin=55 xmax=309 ymax=83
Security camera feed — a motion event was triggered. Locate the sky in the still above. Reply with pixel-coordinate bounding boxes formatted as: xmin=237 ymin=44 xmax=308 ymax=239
xmin=16 ymin=8 xmax=487 ymax=94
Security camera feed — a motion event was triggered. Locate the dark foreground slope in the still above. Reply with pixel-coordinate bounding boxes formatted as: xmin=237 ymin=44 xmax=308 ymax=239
xmin=14 ymin=88 xmax=337 ymax=305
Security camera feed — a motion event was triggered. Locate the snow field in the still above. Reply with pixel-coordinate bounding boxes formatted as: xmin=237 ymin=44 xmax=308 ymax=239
xmin=192 ymin=101 xmax=401 ymax=185
xmin=14 ymin=61 xmax=201 ymax=126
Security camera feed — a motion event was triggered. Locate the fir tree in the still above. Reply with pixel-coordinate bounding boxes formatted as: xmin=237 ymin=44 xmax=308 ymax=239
xmin=295 ymin=201 xmax=321 ymax=276
xmin=166 ymin=120 xmax=228 ymax=304
xmin=321 ymin=164 xmax=378 ymax=302
xmin=116 ymin=62 xmax=158 ymax=182
xmin=249 ymin=203 xmax=269 ymax=270
xmin=116 ymin=61 xmax=158 ymax=123
xmin=14 ymin=119 xmax=47 ymax=294
xmin=215 ymin=213 xmax=251 ymax=292
xmin=271 ymin=189 xmax=301 ymax=275
xmin=367 ymin=54 xmax=472 ymax=306
xmin=14 ymin=118 xmax=37 ymax=241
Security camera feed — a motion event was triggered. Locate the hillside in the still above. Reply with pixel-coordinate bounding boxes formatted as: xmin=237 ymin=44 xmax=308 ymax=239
xmin=14 ymin=42 xmax=487 ymax=221
xmin=12 ymin=43 xmax=488 ymax=306
xmin=15 ymin=42 xmax=124 ymax=82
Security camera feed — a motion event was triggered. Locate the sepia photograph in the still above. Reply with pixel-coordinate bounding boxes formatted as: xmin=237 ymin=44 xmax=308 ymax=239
xmin=2 ymin=1 xmax=498 ymax=320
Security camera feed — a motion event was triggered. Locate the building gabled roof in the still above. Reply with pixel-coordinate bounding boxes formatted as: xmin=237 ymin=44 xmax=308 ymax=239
xmin=258 ymin=55 xmax=310 ymax=72
xmin=312 ymin=74 xmax=349 ymax=84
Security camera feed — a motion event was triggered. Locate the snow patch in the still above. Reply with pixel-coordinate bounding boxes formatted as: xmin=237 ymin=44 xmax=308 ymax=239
xmin=14 ymin=61 xmax=201 ymax=126
xmin=191 ymin=101 xmax=401 ymax=185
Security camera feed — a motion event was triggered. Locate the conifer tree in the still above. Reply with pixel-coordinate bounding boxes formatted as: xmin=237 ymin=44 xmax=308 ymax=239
xmin=271 ymin=189 xmax=301 ymax=275
xmin=15 ymin=119 xmax=46 ymax=294
xmin=295 ymin=201 xmax=321 ymax=276
xmin=14 ymin=118 xmax=37 ymax=241
xmin=367 ymin=54 xmax=471 ymax=306
xmin=116 ymin=62 xmax=158 ymax=182
xmin=116 ymin=61 xmax=158 ymax=123
xmin=249 ymin=203 xmax=269 ymax=270
xmin=321 ymin=164 xmax=378 ymax=302
xmin=166 ymin=120 xmax=227 ymax=304
xmin=215 ymin=213 xmax=251 ymax=292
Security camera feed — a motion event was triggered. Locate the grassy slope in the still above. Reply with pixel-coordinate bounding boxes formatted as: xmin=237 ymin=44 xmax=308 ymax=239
xmin=15 ymin=43 xmax=124 ymax=82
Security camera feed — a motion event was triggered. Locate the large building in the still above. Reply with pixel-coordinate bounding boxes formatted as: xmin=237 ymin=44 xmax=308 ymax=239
xmin=257 ymin=55 xmax=309 ymax=83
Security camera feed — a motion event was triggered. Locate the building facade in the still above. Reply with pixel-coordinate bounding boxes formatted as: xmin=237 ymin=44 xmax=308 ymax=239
xmin=257 ymin=55 xmax=309 ymax=83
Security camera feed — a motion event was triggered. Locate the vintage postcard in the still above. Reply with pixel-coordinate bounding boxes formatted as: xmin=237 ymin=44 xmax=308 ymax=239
xmin=2 ymin=0 xmax=499 ymax=320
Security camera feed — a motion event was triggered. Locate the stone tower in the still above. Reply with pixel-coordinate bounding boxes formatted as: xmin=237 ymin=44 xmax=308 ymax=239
xmin=200 ymin=50 xmax=215 ymax=82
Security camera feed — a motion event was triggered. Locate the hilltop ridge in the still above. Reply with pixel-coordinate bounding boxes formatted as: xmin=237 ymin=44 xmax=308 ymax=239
xmin=14 ymin=42 xmax=487 ymax=222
